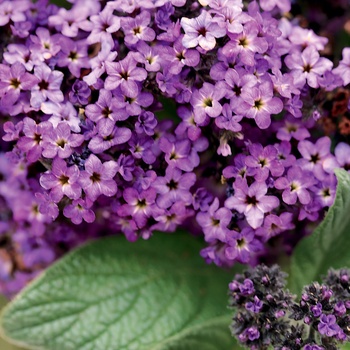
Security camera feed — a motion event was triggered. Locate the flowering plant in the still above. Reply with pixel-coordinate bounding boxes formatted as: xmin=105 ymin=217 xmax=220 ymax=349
xmin=0 ymin=0 xmax=350 ymax=349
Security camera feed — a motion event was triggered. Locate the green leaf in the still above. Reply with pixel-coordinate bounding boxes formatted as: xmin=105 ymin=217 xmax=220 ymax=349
xmin=0 ymin=233 xmax=236 ymax=350
xmin=289 ymin=168 xmax=350 ymax=295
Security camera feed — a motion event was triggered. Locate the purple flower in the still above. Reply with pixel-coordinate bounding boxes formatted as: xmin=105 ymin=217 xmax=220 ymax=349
xmin=3 ymin=44 xmax=34 ymax=71
xmin=63 ymin=198 xmax=95 ymax=225
xmin=0 ymin=62 xmax=38 ymax=107
xmin=333 ymin=47 xmax=350 ymax=86
xmin=297 ymin=136 xmax=331 ymax=180
xmin=41 ymin=101 xmax=81 ymax=133
xmin=48 ymin=5 xmax=91 ymax=38
xmin=245 ymin=143 xmax=284 ymax=181
xmin=121 ymin=11 xmax=156 ymax=45
xmin=222 ymin=21 xmax=268 ymax=66
xmin=239 ymin=326 xmax=260 ymax=342
xmin=135 ymin=111 xmax=157 ymax=136
xmin=275 ymin=166 xmax=316 ymax=205
xmin=78 ymin=154 xmax=118 ymax=202
xmin=17 ymin=118 xmax=53 ymax=163
xmin=256 ymin=212 xmax=294 ymax=241
xmin=196 ymin=198 xmax=231 ymax=242
xmin=154 ymin=202 xmax=193 ymax=232
xmin=153 ymin=166 xmax=196 ymax=209
xmin=260 ymin=0 xmax=290 ymax=12
xmin=88 ymin=125 xmax=131 ymax=154
xmin=86 ymin=7 xmax=121 ymax=46
xmin=29 ymin=27 xmax=61 ymax=61
xmin=40 ymin=158 xmax=81 ymax=202
xmin=118 ymin=187 xmax=160 ymax=228
xmin=175 ymin=106 xmax=201 ymax=141
xmin=35 ymin=192 xmax=59 ymax=221
xmin=311 ymin=303 xmax=322 ymax=317
xmin=191 ymin=82 xmax=226 ymax=125
xmin=42 ymin=123 xmax=84 ymax=159
xmin=225 ymin=178 xmax=279 ymax=229
xmin=237 ymin=80 xmax=283 ymax=129
xmin=285 ymin=46 xmax=333 ymax=89
xmin=83 ymin=43 xmax=118 ymax=86
xmin=246 ymin=295 xmax=263 ymax=313
xmin=0 ymin=1 xmax=29 ymax=26
xmin=85 ymin=89 xmax=127 ymax=135
xmin=239 ymin=278 xmax=254 ymax=295
xmin=180 ymin=11 xmax=226 ymax=51
xmin=69 ymin=80 xmax=91 ymax=105
xmin=225 ymin=227 xmax=263 ymax=263
xmin=104 ymin=53 xmax=147 ymax=96
xmin=31 ymin=64 xmax=64 ymax=109
xmin=56 ymin=38 xmax=90 ymax=78
xmin=165 ymin=38 xmax=200 ymax=75
xmin=318 ymin=314 xmax=340 ymax=337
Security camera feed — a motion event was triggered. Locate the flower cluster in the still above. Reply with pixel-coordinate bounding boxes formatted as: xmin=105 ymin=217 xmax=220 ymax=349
xmin=229 ymin=265 xmax=350 ymax=350
xmin=0 ymin=0 xmax=350 ymax=296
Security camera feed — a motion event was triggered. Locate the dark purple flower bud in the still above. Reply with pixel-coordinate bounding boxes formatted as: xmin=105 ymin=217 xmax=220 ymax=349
xmin=239 ymin=279 xmax=254 ymax=295
xmin=334 ymin=301 xmax=346 ymax=316
xmin=318 ymin=314 xmax=340 ymax=337
xmin=246 ymin=296 xmax=263 ymax=313
xmin=311 ymin=303 xmax=322 ymax=317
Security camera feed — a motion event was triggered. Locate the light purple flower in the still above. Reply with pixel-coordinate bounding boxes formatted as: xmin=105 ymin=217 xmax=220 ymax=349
xmin=31 ymin=64 xmax=64 ymax=109
xmin=225 ymin=228 xmax=263 ymax=263
xmin=41 ymin=101 xmax=81 ymax=133
xmin=118 ymin=187 xmax=160 ymax=228
xmin=42 ymin=122 xmax=84 ymax=159
xmin=153 ymin=166 xmax=196 ymax=209
xmin=297 ymin=136 xmax=331 ymax=180
xmin=245 ymin=143 xmax=284 ymax=181
xmin=181 ymin=11 xmax=226 ymax=51
xmin=121 ymin=11 xmax=156 ymax=45
xmin=0 ymin=1 xmax=29 ymax=26
xmin=196 ymin=198 xmax=231 ymax=242
xmin=225 ymin=178 xmax=279 ymax=229
xmin=78 ymin=154 xmax=118 ymax=201
xmin=260 ymin=0 xmax=291 ymax=12
xmin=0 ymin=62 xmax=38 ymax=107
xmin=275 ymin=166 xmax=316 ymax=205
xmin=191 ymin=82 xmax=226 ymax=125
xmin=40 ymin=158 xmax=81 ymax=202
xmin=17 ymin=118 xmax=53 ymax=163
xmin=222 ymin=21 xmax=268 ymax=66
xmin=86 ymin=7 xmax=121 ymax=46
xmin=237 ymin=80 xmax=283 ymax=129
xmin=85 ymin=89 xmax=127 ymax=135
xmin=29 ymin=27 xmax=61 ymax=61
xmin=333 ymin=48 xmax=350 ymax=86
xmin=285 ymin=46 xmax=333 ymax=89
xmin=63 ymin=198 xmax=95 ymax=225
xmin=104 ymin=53 xmax=147 ymax=96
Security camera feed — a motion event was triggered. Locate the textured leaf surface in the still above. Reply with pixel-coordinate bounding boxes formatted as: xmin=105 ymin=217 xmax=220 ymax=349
xmin=0 ymin=233 xmax=235 ymax=350
xmin=289 ymin=169 xmax=350 ymax=294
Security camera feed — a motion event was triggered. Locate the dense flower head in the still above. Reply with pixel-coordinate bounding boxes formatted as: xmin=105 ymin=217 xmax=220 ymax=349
xmin=229 ymin=266 xmax=350 ymax=350
xmin=0 ymin=0 xmax=350 ymax=296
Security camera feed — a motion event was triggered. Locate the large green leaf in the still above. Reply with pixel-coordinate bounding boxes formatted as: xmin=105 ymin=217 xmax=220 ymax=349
xmin=289 ymin=168 xmax=350 ymax=294
xmin=0 ymin=233 xmax=237 ymax=350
